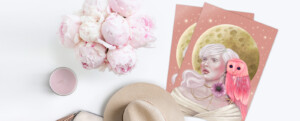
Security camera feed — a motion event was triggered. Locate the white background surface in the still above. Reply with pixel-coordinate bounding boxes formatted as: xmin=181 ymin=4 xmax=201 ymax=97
xmin=0 ymin=0 xmax=299 ymax=121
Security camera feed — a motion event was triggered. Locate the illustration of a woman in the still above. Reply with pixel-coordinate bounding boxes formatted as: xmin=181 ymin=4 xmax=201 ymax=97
xmin=171 ymin=44 xmax=242 ymax=121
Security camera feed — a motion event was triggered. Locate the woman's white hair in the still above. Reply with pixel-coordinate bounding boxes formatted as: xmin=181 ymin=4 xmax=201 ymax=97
xmin=199 ymin=44 xmax=239 ymax=63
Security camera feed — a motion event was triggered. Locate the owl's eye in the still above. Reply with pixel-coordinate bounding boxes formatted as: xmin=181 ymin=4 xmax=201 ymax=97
xmin=229 ymin=65 xmax=233 ymax=68
xmin=237 ymin=67 xmax=241 ymax=70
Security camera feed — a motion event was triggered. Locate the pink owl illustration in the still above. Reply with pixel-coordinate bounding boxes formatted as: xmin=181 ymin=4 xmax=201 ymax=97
xmin=226 ymin=58 xmax=251 ymax=120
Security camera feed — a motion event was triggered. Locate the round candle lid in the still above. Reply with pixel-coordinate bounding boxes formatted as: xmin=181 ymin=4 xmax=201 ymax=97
xmin=49 ymin=67 xmax=77 ymax=96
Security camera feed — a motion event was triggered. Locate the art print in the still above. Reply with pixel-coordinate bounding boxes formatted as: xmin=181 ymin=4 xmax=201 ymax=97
xmin=168 ymin=3 xmax=277 ymax=121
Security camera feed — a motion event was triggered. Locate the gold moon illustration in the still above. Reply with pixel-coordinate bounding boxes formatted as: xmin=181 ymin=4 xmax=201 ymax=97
xmin=192 ymin=24 xmax=259 ymax=80
xmin=176 ymin=23 xmax=197 ymax=67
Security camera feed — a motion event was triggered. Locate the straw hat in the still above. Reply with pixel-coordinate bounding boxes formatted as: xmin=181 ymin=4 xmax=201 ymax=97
xmin=103 ymin=83 xmax=184 ymax=121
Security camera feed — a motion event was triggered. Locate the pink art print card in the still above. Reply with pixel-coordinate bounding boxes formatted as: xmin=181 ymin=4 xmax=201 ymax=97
xmin=168 ymin=3 xmax=277 ymax=121
xmin=166 ymin=4 xmax=254 ymax=92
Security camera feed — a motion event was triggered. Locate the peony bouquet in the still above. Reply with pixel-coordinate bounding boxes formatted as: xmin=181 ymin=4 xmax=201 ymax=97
xmin=59 ymin=0 xmax=155 ymax=74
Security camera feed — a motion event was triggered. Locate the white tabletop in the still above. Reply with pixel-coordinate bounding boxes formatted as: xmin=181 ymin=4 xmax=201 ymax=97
xmin=0 ymin=0 xmax=299 ymax=121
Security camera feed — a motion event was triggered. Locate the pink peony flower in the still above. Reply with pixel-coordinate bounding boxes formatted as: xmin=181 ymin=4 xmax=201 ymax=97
xmin=82 ymin=0 xmax=109 ymax=22
xmin=59 ymin=15 xmax=81 ymax=48
xmin=81 ymin=16 xmax=98 ymax=23
xmin=79 ymin=20 xmax=101 ymax=42
xmin=101 ymin=13 xmax=130 ymax=47
xmin=107 ymin=45 xmax=136 ymax=74
xmin=76 ymin=42 xmax=107 ymax=70
xmin=108 ymin=0 xmax=141 ymax=17
xmin=127 ymin=14 xmax=156 ymax=48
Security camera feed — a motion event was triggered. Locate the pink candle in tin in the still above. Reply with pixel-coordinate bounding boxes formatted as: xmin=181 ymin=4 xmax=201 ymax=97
xmin=49 ymin=67 xmax=77 ymax=96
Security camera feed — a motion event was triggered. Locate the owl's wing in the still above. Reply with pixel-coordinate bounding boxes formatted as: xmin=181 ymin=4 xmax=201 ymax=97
xmin=225 ymin=73 xmax=235 ymax=102
xmin=234 ymin=76 xmax=251 ymax=105
xmin=234 ymin=76 xmax=250 ymax=120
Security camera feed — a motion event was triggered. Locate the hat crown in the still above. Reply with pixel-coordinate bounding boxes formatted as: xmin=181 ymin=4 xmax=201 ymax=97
xmin=123 ymin=100 xmax=166 ymax=121
xmin=104 ymin=83 xmax=184 ymax=121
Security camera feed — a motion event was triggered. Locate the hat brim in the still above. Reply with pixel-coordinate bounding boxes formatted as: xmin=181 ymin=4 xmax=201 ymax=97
xmin=103 ymin=83 xmax=184 ymax=121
